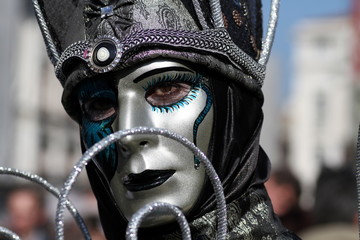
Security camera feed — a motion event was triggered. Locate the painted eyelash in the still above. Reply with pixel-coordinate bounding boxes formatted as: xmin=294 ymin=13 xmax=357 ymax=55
xmin=144 ymin=73 xmax=204 ymax=113
xmin=151 ymin=86 xmax=201 ymax=113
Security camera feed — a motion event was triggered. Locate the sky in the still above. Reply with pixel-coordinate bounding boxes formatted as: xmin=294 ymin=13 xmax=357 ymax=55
xmin=262 ymin=0 xmax=352 ymax=100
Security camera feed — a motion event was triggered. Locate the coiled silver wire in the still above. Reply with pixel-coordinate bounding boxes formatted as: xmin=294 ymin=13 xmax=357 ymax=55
xmin=0 ymin=167 xmax=91 ymax=240
xmin=0 ymin=227 xmax=21 ymax=240
xmin=32 ymin=0 xmax=60 ymax=65
xmin=356 ymin=125 xmax=360 ymax=239
xmin=126 ymin=202 xmax=191 ymax=240
xmin=55 ymin=127 xmax=227 ymax=240
xmin=192 ymin=0 xmax=209 ymax=30
xmin=259 ymin=0 xmax=281 ymax=65
xmin=209 ymin=0 xmax=224 ymax=28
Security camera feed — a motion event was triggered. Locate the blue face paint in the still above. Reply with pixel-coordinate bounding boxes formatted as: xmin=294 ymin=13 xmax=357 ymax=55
xmin=78 ymin=72 xmax=213 ymax=178
xmin=143 ymin=73 xmax=203 ymax=113
xmin=143 ymin=73 xmax=213 ymax=168
xmin=193 ymin=84 xmax=213 ymax=168
xmin=78 ymin=80 xmax=118 ymax=180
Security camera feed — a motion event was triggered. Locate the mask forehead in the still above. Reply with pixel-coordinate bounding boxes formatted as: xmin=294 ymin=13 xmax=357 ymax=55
xmin=116 ymin=61 xmax=194 ymax=84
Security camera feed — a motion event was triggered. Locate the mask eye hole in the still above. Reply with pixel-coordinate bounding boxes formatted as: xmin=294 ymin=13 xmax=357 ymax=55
xmin=83 ymin=97 xmax=117 ymax=121
xmin=145 ymin=82 xmax=192 ymax=107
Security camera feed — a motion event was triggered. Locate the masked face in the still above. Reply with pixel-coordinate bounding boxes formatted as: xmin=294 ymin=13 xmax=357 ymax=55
xmin=78 ymin=60 xmax=213 ymax=226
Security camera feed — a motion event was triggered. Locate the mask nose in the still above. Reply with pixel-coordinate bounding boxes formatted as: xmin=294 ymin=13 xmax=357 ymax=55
xmin=115 ymin=133 xmax=158 ymax=173
xmin=113 ymin=108 xmax=159 ymax=155
xmin=118 ymin=134 xmax=157 ymax=153
xmin=113 ymin=82 xmax=160 ymax=153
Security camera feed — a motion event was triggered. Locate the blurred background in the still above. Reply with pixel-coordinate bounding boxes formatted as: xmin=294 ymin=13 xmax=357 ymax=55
xmin=0 ymin=0 xmax=359 ymax=239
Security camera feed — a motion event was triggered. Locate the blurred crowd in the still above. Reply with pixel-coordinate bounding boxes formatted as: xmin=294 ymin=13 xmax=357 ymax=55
xmin=0 ymin=184 xmax=105 ymax=240
xmin=0 ymin=165 xmax=357 ymax=240
xmin=265 ymin=166 xmax=358 ymax=240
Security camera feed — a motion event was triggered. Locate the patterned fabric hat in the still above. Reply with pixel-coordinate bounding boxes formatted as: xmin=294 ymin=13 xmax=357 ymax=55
xmin=33 ymin=0 xmax=279 ymax=120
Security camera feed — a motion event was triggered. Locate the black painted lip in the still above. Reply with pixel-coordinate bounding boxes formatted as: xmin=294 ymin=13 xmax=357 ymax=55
xmin=122 ymin=169 xmax=176 ymax=192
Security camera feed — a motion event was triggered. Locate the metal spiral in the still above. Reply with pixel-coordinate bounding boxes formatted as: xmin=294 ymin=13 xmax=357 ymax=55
xmin=32 ymin=0 xmax=60 ymax=65
xmin=209 ymin=0 xmax=224 ymax=28
xmin=55 ymin=127 xmax=227 ymax=240
xmin=356 ymin=124 xmax=360 ymax=239
xmin=0 ymin=227 xmax=21 ymax=240
xmin=259 ymin=0 xmax=281 ymax=65
xmin=126 ymin=202 xmax=191 ymax=240
xmin=0 ymin=167 xmax=91 ymax=240
xmin=192 ymin=0 xmax=209 ymax=30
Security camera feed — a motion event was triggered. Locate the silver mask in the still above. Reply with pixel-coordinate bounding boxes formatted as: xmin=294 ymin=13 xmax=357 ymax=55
xmin=79 ymin=60 xmax=214 ymax=226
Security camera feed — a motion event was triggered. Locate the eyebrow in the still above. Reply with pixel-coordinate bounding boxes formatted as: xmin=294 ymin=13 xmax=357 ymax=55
xmin=133 ymin=66 xmax=192 ymax=83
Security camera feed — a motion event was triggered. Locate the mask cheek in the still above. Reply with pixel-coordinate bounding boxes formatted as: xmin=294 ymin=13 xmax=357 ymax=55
xmin=81 ymin=119 xmax=118 ymax=180
xmin=196 ymin=108 xmax=214 ymax=152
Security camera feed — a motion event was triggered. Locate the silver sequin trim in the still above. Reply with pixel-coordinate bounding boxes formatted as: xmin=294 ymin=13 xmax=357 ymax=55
xmin=126 ymin=202 xmax=191 ymax=240
xmin=0 ymin=227 xmax=21 ymax=240
xmin=55 ymin=29 xmax=265 ymax=86
xmin=259 ymin=0 xmax=281 ymax=65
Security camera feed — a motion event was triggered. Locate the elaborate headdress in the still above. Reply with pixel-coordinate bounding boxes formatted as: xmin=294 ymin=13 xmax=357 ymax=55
xmin=33 ymin=0 xmax=279 ymax=120
xmin=32 ymin=0 xmax=283 ymax=239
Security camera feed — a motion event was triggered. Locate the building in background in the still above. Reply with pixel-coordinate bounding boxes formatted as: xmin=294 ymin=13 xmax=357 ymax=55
xmin=0 ymin=1 xmax=94 ymax=233
xmin=352 ymin=0 xmax=360 ymax=77
xmin=0 ymin=1 xmax=82 ymax=185
xmin=0 ymin=1 xmax=20 ymax=172
xmin=261 ymin=56 xmax=285 ymax=169
xmin=288 ymin=14 xmax=359 ymax=207
xmin=1 ymin=0 xmax=359 ymax=222
xmin=352 ymin=0 xmax=360 ymax=123
xmin=11 ymin=19 xmax=81 ymax=183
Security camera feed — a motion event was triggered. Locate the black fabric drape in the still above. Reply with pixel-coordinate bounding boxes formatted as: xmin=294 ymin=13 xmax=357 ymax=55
xmin=85 ymin=70 xmax=270 ymax=239
xmin=191 ymin=71 xmax=267 ymax=219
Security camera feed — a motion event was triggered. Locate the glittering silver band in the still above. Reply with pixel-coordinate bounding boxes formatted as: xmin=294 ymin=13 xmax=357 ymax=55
xmin=209 ymin=0 xmax=224 ymax=28
xmin=126 ymin=202 xmax=191 ymax=240
xmin=356 ymin=124 xmax=360 ymax=238
xmin=192 ymin=0 xmax=209 ymax=29
xmin=55 ymin=127 xmax=227 ymax=240
xmin=0 ymin=167 xmax=91 ymax=240
xmin=56 ymin=28 xmax=265 ymax=86
xmin=0 ymin=227 xmax=21 ymax=240
xmin=259 ymin=0 xmax=281 ymax=65
xmin=33 ymin=0 xmax=280 ymax=89
xmin=32 ymin=0 xmax=60 ymax=65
